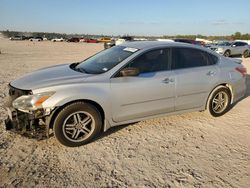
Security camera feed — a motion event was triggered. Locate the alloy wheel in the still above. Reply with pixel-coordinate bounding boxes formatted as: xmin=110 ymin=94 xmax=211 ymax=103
xmin=62 ymin=111 xmax=95 ymax=142
xmin=212 ymin=91 xmax=229 ymax=114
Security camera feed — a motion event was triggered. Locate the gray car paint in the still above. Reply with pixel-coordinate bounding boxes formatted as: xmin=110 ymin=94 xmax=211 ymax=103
xmin=10 ymin=41 xmax=247 ymax=131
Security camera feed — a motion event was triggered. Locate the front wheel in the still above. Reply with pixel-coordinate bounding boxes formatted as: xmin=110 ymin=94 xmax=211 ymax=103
xmin=224 ymin=50 xmax=231 ymax=57
xmin=207 ymin=87 xmax=231 ymax=117
xmin=53 ymin=102 xmax=102 ymax=147
xmin=243 ymin=50 xmax=249 ymax=58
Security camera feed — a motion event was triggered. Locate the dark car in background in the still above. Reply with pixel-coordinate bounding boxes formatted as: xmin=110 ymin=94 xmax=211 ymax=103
xmin=171 ymin=39 xmax=205 ymax=46
xmin=67 ymin=37 xmax=80 ymax=42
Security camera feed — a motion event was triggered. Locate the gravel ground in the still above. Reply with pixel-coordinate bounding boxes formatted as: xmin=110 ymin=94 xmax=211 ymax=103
xmin=0 ymin=38 xmax=250 ymax=188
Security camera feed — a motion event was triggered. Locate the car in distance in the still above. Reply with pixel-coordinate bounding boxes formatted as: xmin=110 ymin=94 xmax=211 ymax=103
xmin=4 ymin=41 xmax=247 ymax=147
xmin=79 ymin=38 xmax=86 ymax=42
xmin=51 ymin=38 xmax=64 ymax=42
xmin=9 ymin=36 xmax=25 ymax=40
xmin=104 ymin=40 xmax=115 ymax=49
xmin=67 ymin=37 xmax=80 ymax=42
xmin=209 ymin=41 xmax=249 ymax=58
xmin=29 ymin=37 xmax=43 ymax=42
xmin=115 ymin=36 xmax=133 ymax=46
xmin=98 ymin=37 xmax=111 ymax=43
xmin=85 ymin=38 xmax=99 ymax=43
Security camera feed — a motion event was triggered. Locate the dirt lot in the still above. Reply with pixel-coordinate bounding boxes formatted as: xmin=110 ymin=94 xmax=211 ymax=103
xmin=0 ymin=38 xmax=249 ymax=188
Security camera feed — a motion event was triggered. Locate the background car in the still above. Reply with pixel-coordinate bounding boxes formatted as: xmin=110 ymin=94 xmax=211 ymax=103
xmin=115 ymin=36 xmax=133 ymax=45
xmin=79 ymin=38 xmax=86 ymax=42
xmin=67 ymin=37 xmax=80 ymax=42
xmin=104 ymin=40 xmax=115 ymax=49
xmin=51 ymin=38 xmax=64 ymax=42
xmin=9 ymin=36 xmax=25 ymax=40
xmin=29 ymin=37 xmax=43 ymax=41
xmin=85 ymin=38 xmax=99 ymax=43
xmin=98 ymin=37 xmax=111 ymax=43
xmin=209 ymin=41 xmax=249 ymax=58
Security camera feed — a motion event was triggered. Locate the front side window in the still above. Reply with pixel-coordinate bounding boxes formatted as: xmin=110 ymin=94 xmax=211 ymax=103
xmin=75 ymin=46 xmax=137 ymax=74
xmin=125 ymin=49 xmax=170 ymax=74
xmin=234 ymin=42 xmax=240 ymax=46
xmin=172 ymin=48 xmax=217 ymax=69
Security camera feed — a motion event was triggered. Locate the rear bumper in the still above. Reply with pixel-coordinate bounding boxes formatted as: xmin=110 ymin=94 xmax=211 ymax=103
xmin=231 ymin=77 xmax=247 ymax=103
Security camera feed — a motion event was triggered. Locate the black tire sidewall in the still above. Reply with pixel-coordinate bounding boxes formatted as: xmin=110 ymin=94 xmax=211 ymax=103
xmin=54 ymin=102 xmax=102 ymax=147
xmin=208 ymin=87 xmax=231 ymax=117
xmin=243 ymin=50 xmax=249 ymax=58
xmin=224 ymin=50 xmax=230 ymax=57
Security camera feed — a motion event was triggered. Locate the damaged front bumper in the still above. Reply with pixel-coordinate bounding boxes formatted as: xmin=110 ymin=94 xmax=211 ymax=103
xmin=3 ymin=85 xmax=55 ymax=139
xmin=4 ymin=107 xmax=52 ymax=139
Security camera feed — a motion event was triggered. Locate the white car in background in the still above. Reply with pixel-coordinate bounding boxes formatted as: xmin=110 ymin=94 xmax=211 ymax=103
xmin=29 ymin=37 xmax=43 ymax=42
xmin=115 ymin=36 xmax=133 ymax=46
xmin=51 ymin=38 xmax=64 ymax=42
xmin=209 ymin=41 xmax=249 ymax=58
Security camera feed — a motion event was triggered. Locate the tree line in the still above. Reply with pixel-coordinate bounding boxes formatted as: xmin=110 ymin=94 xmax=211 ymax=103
xmin=1 ymin=30 xmax=250 ymax=40
xmin=163 ymin=32 xmax=250 ymax=40
xmin=1 ymin=30 xmax=105 ymax=39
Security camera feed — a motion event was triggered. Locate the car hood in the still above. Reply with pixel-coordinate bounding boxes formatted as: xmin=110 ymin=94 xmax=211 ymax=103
xmin=10 ymin=64 xmax=91 ymax=90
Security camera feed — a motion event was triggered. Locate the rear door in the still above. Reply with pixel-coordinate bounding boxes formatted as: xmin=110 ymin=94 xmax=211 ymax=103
xmin=171 ymin=47 xmax=219 ymax=111
xmin=110 ymin=48 xmax=175 ymax=122
xmin=232 ymin=42 xmax=244 ymax=55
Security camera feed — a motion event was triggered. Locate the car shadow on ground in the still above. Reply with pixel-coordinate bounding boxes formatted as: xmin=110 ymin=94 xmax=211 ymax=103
xmin=93 ymin=123 xmax=136 ymax=143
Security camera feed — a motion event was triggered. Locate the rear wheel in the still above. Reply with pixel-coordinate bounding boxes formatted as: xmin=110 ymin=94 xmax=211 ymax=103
xmin=243 ymin=50 xmax=249 ymax=58
xmin=224 ymin=50 xmax=231 ymax=57
xmin=53 ymin=102 xmax=102 ymax=147
xmin=207 ymin=87 xmax=231 ymax=117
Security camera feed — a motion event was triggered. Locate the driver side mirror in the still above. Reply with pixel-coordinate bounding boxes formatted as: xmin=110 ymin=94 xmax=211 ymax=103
xmin=232 ymin=44 xmax=236 ymax=47
xmin=120 ymin=67 xmax=140 ymax=77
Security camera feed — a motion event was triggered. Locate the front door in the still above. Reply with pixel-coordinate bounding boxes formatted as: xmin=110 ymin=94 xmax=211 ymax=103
xmin=110 ymin=48 xmax=175 ymax=122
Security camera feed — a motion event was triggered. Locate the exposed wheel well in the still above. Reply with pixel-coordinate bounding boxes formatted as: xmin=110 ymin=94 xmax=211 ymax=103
xmin=205 ymin=83 xmax=233 ymax=110
xmin=48 ymin=99 xmax=105 ymax=130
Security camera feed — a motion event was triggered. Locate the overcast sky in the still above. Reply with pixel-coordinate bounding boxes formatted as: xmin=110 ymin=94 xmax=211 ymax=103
xmin=0 ymin=0 xmax=250 ymax=36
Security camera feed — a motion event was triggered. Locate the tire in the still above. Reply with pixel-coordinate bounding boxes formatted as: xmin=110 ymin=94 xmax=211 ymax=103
xmin=207 ymin=86 xmax=231 ymax=117
xmin=243 ymin=50 xmax=249 ymax=58
xmin=224 ymin=50 xmax=231 ymax=57
xmin=53 ymin=102 xmax=102 ymax=147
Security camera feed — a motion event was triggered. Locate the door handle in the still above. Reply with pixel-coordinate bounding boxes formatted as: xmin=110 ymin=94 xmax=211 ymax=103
xmin=162 ymin=78 xmax=174 ymax=84
xmin=207 ymin=71 xmax=216 ymax=76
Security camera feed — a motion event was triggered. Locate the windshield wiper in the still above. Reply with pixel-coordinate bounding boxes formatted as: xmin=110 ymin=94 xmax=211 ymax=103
xmin=76 ymin=67 xmax=90 ymax=74
xmin=70 ymin=63 xmax=90 ymax=74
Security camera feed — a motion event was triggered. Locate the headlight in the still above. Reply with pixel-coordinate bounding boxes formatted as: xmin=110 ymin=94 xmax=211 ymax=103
xmin=12 ymin=91 xmax=55 ymax=112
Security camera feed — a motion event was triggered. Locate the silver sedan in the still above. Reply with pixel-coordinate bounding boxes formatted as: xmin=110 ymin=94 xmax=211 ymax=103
xmin=4 ymin=41 xmax=247 ymax=147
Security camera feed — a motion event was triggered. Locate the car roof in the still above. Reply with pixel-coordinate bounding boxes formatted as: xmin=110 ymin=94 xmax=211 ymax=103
xmin=120 ymin=41 xmax=200 ymax=50
xmin=120 ymin=41 xmax=220 ymax=57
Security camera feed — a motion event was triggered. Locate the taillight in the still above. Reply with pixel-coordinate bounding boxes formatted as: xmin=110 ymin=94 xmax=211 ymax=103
xmin=235 ymin=67 xmax=247 ymax=76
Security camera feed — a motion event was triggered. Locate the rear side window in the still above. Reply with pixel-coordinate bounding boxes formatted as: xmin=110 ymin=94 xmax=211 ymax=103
xmin=172 ymin=48 xmax=217 ymax=69
xmin=206 ymin=52 xmax=218 ymax=65
xmin=127 ymin=48 xmax=170 ymax=73
xmin=234 ymin=42 xmax=247 ymax=46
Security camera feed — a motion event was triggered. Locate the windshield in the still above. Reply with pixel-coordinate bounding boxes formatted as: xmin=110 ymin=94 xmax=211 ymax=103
xmin=217 ymin=42 xmax=232 ymax=46
xmin=75 ymin=46 xmax=138 ymax=74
